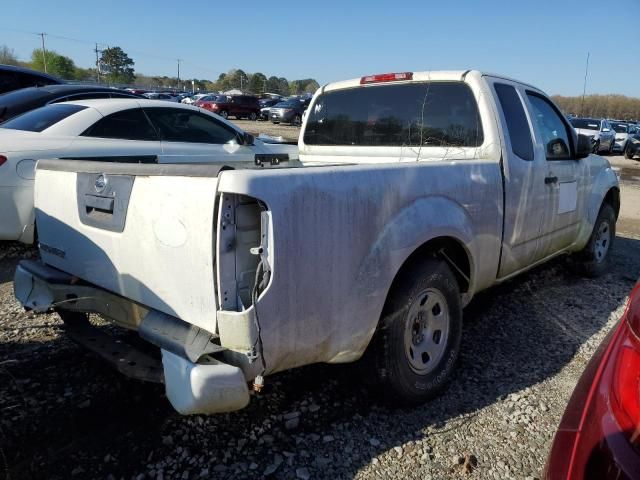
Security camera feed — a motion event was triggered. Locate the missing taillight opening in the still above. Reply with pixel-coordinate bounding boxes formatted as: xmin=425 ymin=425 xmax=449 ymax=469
xmin=0 ymin=155 xmax=7 ymax=167
xmin=360 ymin=72 xmax=414 ymax=85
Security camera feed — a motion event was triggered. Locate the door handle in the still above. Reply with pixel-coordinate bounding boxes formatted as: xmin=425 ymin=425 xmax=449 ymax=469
xmin=544 ymin=176 xmax=558 ymax=185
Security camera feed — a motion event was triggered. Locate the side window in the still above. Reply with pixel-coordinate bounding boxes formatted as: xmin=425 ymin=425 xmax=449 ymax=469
xmin=144 ymin=108 xmax=239 ymax=144
xmin=81 ymin=108 xmax=159 ymax=141
xmin=494 ymin=83 xmax=534 ymax=161
xmin=526 ymin=93 xmax=572 ymax=160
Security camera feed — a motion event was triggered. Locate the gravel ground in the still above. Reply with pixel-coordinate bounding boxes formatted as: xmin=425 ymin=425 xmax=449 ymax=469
xmin=0 ymin=155 xmax=639 ymax=480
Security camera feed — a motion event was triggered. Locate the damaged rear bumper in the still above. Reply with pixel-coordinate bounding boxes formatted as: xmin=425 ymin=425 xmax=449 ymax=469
xmin=14 ymin=260 xmax=250 ymax=414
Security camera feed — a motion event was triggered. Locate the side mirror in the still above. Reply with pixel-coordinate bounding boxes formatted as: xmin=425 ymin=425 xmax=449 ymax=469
xmin=242 ymin=132 xmax=255 ymax=146
xmin=575 ymin=134 xmax=592 ymax=159
xmin=602 ymin=127 xmax=611 ymax=133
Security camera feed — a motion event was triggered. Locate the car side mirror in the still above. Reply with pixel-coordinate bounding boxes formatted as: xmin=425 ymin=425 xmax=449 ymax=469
xmin=575 ymin=134 xmax=592 ymax=159
xmin=602 ymin=128 xmax=610 ymax=132
xmin=242 ymin=132 xmax=254 ymax=146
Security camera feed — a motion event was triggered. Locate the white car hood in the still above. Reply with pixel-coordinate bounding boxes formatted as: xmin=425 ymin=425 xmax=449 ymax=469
xmin=0 ymin=130 xmax=74 ymax=152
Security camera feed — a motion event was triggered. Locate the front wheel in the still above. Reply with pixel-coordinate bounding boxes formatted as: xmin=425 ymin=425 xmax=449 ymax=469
xmin=249 ymin=112 xmax=257 ymax=121
xmin=608 ymin=140 xmax=615 ymax=154
xmin=369 ymin=257 xmax=462 ymax=405
xmin=625 ymin=147 xmax=635 ymax=160
xmin=569 ymin=203 xmax=616 ymax=277
xmin=592 ymin=140 xmax=600 ymax=154
xmin=292 ymin=114 xmax=302 ymax=126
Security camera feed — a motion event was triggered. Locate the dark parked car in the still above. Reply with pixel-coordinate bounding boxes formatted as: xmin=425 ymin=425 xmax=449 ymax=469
xmin=259 ymin=98 xmax=282 ymax=120
xmin=545 ymin=282 xmax=640 ymax=479
xmin=0 ymin=84 xmax=143 ymax=122
xmin=625 ymin=129 xmax=640 ymax=160
xmin=196 ymin=94 xmax=259 ymax=120
xmin=270 ymin=97 xmax=311 ymax=126
xmin=0 ymin=64 xmax=63 ymax=95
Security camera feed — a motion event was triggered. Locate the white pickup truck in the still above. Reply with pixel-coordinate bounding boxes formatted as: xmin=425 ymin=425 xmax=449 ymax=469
xmin=15 ymin=70 xmax=619 ymax=415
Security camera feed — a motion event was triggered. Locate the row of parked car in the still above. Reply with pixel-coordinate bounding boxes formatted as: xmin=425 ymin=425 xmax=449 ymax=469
xmin=569 ymin=116 xmax=640 ymax=159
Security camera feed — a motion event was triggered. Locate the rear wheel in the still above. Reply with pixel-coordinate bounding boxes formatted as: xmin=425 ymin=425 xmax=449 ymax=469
xmin=219 ymin=110 xmax=228 ymax=119
xmin=369 ymin=257 xmax=462 ymax=405
xmin=570 ymin=203 xmax=615 ymax=277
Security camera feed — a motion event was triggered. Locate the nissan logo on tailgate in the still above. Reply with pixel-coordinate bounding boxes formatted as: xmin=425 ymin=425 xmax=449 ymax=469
xmin=94 ymin=174 xmax=108 ymax=193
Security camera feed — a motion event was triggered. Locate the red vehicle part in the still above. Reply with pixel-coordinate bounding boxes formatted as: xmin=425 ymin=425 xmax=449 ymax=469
xmin=546 ymin=282 xmax=640 ymax=479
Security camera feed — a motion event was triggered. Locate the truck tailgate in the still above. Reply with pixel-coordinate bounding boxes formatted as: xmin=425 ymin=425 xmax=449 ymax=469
xmin=34 ymin=160 xmax=225 ymax=331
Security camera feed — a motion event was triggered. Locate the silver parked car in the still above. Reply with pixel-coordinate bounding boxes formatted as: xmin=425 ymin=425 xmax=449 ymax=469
xmin=610 ymin=121 xmax=636 ymax=153
xmin=570 ymin=117 xmax=616 ymax=154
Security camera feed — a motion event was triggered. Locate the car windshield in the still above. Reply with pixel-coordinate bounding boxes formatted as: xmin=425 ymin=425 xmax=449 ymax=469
xmin=570 ymin=118 xmax=600 ymax=130
xmin=275 ymin=101 xmax=298 ymax=108
xmin=611 ymin=123 xmax=628 ymax=133
xmin=0 ymin=103 xmax=86 ymax=132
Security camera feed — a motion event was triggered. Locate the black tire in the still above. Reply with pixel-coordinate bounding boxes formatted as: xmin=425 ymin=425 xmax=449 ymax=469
xmin=570 ymin=203 xmax=616 ymax=277
xmin=292 ymin=114 xmax=302 ymax=127
xmin=272 ymin=121 xmax=279 ymax=124
xmin=249 ymin=112 xmax=257 ymax=121
xmin=608 ymin=140 xmax=615 ymax=155
xmin=592 ymin=140 xmax=600 ymax=154
xmin=369 ymin=257 xmax=462 ymax=405
xmin=625 ymin=147 xmax=634 ymax=160
xmin=56 ymin=309 xmax=89 ymax=327
xmin=219 ymin=110 xmax=228 ymax=119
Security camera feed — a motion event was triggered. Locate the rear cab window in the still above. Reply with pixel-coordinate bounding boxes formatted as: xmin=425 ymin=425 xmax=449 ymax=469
xmin=303 ymin=81 xmax=484 ymax=148
xmin=493 ymin=83 xmax=534 ymax=161
xmin=0 ymin=104 xmax=86 ymax=132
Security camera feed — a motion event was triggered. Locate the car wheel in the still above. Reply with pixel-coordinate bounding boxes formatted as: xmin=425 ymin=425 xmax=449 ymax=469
xmin=272 ymin=122 xmax=279 ymax=124
xmin=292 ymin=114 xmax=302 ymax=127
xmin=569 ymin=203 xmax=616 ymax=278
xmin=368 ymin=257 xmax=462 ymax=405
xmin=608 ymin=140 xmax=615 ymax=154
xmin=219 ymin=110 xmax=228 ymax=119
xmin=249 ymin=112 xmax=257 ymax=121
xmin=592 ymin=140 xmax=600 ymax=154
xmin=625 ymin=147 xmax=634 ymax=160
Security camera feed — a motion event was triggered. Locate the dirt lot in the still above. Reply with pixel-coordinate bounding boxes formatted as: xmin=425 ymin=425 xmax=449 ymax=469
xmin=1 ymin=154 xmax=639 ymax=480
xmin=233 ymin=119 xmax=300 ymax=143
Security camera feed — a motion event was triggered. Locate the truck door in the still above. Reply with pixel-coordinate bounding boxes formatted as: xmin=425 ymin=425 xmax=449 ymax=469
xmin=489 ymin=80 xmax=550 ymax=277
xmin=523 ymin=92 xmax=587 ymax=258
xmin=144 ymin=107 xmax=255 ymax=164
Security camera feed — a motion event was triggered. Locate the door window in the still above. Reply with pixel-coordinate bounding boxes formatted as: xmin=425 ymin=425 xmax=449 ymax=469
xmin=81 ymin=108 xmax=159 ymax=141
xmin=494 ymin=83 xmax=533 ymax=161
xmin=526 ymin=93 xmax=572 ymax=160
xmin=144 ymin=108 xmax=239 ymax=144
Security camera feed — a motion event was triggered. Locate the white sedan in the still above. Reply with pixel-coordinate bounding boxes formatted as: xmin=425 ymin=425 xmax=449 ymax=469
xmin=0 ymin=99 xmax=298 ymax=243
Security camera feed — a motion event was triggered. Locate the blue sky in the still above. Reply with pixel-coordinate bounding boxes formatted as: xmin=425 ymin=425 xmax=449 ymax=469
xmin=2 ymin=0 xmax=639 ymax=96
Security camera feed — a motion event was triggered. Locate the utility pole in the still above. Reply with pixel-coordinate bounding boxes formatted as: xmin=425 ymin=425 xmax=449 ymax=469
xmin=40 ymin=33 xmax=47 ymax=73
xmin=580 ymin=52 xmax=590 ymax=117
xmin=94 ymin=43 xmax=102 ymax=83
xmin=177 ymin=59 xmax=181 ymax=89
xmin=240 ymin=75 xmax=244 ymax=91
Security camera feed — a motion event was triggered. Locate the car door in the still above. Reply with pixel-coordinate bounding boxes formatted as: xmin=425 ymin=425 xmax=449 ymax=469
xmin=489 ymin=80 xmax=551 ymax=277
xmin=143 ymin=107 xmax=256 ymax=163
xmin=69 ymin=107 xmax=162 ymax=161
xmin=601 ymin=120 xmax=614 ymax=149
xmin=524 ymin=91 xmax=587 ymax=258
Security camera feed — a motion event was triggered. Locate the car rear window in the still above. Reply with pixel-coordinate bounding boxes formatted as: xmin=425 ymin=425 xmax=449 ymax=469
xmin=570 ymin=118 xmax=600 ymax=130
xmin=304 ymin=82 xmax=483 ymax=147
xmin=0 ymin=104 xmax=86 ymax=132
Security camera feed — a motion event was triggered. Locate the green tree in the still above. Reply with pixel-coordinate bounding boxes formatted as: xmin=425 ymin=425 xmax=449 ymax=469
xmin=266 ymin=76 xmax=281 ymax=94
xmin=30 ymin=49 xmax=76 ymax=78
xmin=247 ymin=72 xmax=267 ymax=94
xmin=0 ymin=45 xmax=19 ymax=66
xmin=290 ymin=78 xmax=319 ymax=95
xmin=100 ymin=46 xmax=135 ymax=84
